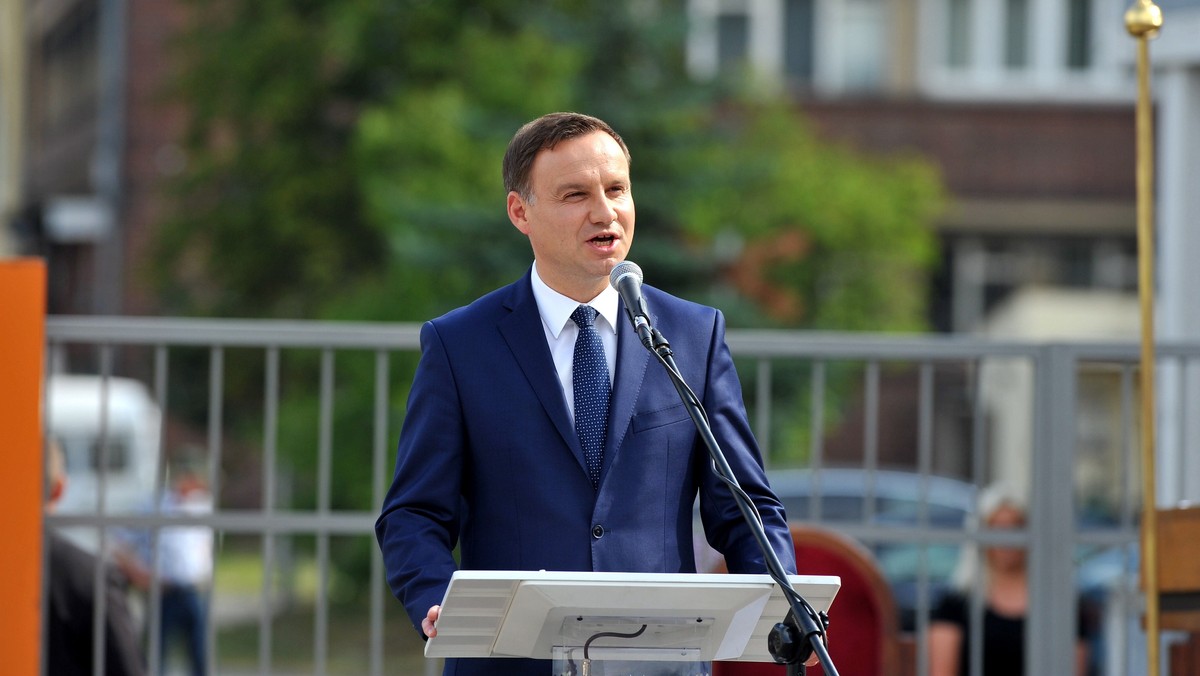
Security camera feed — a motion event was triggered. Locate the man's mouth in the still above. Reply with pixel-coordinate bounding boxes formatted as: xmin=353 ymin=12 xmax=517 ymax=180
xmin=591 ymin=234 xmax=616 ymax=245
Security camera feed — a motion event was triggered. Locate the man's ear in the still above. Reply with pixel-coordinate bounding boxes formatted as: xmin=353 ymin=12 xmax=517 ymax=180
xmin=507 ymin=191 xmax=530 ymax=235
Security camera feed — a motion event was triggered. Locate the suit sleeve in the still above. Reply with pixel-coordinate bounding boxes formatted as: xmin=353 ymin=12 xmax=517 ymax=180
xmin=695 ymin=309 xmax=797 ymax=574
xmin=375 ymin=320 xmax=464 ymax=635
xmin=103 ymin=567 xmax=147 ymax=676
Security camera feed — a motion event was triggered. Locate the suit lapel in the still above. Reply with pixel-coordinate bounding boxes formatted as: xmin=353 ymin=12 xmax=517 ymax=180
xmin=605 ymin=299 xmax=651 ymax=470
xmin=498 ymin=274 xmax=584 ymax=472
xmin=497 ymin=272 xmax=655 ymax=486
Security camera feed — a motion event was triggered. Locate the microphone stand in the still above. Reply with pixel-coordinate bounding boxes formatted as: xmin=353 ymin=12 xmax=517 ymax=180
xmin=646 ymin=327 xmax=838 ymax=676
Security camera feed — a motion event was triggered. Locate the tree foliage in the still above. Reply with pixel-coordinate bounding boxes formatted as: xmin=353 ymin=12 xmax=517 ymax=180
xmin=154 ymin=0 xmax=942 ymax=329
xmin=679 ymin=101 xmax=942 ymax=330
xmin=151 ymin=0 xmax=944 ymax=596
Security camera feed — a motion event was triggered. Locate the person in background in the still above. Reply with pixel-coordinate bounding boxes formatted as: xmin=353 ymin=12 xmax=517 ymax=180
xmin=929 ymin=482 xmax=1090 ymax=676
xmin=375 ymin=112 xmax=798 ymax=676
xmin=45 ymin=438 xmax=147 ymax=676
xmin=116 ymin=454 xmax=214 ymax=676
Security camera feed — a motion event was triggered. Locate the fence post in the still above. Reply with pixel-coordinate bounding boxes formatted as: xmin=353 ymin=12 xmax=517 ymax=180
xmin=1027 ymin=344 xmax=1080 ymax=675
xmin=0 ymin=258 xmax=47 ymax=676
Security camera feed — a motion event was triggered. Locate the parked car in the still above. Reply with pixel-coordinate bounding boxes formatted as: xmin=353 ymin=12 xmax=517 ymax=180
xmin=766 ymin=467 xmax=977 ymax=632
xmin=730 ymin=467 xmax=1133 ymax=675
xmin=45 ymin=374 xmax=162 ymax=516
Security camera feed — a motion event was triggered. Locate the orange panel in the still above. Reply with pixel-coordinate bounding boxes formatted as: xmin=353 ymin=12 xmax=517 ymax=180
xmin=0 ymin=258 xmax=47 ymax=676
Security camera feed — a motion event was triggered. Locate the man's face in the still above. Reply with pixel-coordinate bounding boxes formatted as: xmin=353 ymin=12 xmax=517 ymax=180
xmin=507 ymin=130 xmax=635 ymax=302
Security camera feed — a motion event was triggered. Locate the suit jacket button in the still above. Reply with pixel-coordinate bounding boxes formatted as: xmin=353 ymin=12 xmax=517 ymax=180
xmin=591 ymin=525 xmax=605 ymax=539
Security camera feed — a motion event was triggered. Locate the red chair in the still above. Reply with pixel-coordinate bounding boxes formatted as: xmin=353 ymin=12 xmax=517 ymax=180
xmin=712 ymin=523 xmax=906 ymax=676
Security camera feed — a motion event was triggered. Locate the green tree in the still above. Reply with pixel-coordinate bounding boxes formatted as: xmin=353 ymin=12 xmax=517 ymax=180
xmin=679 ymin=100 xmax=942 ymax=331
xmin=151 ymin=0 xmax=944 ymax=597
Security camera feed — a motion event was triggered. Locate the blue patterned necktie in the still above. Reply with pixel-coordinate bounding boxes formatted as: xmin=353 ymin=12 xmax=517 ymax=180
xmin=571 ymin=305 xmax=610 ymax=489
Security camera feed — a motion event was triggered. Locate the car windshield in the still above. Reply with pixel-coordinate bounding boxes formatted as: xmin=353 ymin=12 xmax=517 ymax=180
xmin=766 ymin=468 xmax=977 ymax=631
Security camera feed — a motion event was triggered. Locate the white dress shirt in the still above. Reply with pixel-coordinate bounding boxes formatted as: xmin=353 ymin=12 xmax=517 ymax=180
xmin=529 ymin=262 xmax=619 ymax=425
xmin=157 ymin=489 xmax=214 ymax=586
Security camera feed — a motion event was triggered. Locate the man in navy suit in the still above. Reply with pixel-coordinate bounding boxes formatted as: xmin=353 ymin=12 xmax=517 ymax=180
xmin=376 ymin=112 xmax=796 ymax=675
xmin=45 ymin=440 xmax=146 ymax=676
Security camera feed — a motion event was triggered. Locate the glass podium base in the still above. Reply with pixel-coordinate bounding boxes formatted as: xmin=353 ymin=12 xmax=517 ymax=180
xmin=552 ymin=654 xmax=710 ymax=676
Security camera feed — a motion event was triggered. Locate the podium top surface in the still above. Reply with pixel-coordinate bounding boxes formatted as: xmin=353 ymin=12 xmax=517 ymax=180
xmin=425 ymin=570 xmax=841 ymax=662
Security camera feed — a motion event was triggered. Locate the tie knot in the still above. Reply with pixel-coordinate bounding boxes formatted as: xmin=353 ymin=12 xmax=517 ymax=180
xmin=570 ymin=305 xmax=598 ymax=329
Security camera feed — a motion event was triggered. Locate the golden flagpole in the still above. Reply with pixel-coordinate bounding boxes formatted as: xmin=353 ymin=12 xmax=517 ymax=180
xmin=1123 ymin=2 xmax=1163 ymax=675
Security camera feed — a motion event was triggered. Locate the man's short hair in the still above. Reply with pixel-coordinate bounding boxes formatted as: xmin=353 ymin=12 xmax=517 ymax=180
xmin=502 ymin=112 xmax=631 ymax=202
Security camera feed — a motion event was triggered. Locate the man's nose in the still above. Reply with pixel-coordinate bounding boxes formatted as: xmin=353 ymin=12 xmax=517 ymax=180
xmin=589 ymin=195 xmax=618 ymax=225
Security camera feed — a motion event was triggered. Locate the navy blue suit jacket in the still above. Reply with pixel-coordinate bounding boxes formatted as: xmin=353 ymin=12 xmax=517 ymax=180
xmin=376 ymin=270 xmax=795 ymax=675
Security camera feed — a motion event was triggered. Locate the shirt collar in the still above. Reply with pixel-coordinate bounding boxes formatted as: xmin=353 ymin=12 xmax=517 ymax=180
xmin=530 ymin=262 xmax=620 ymax=338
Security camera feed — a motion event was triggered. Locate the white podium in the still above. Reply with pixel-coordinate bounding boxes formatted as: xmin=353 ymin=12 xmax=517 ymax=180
xmin=425 ymin=570 xmax=840 ymax=664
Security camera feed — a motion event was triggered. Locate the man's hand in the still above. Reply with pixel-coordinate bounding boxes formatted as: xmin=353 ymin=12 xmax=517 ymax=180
xmin=422 ymin=605 xmax=441 ymax=638
xmin=804 ymin=628 xmax=828 ymax=667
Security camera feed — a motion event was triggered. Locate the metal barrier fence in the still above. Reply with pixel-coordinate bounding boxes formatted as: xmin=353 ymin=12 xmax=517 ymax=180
xmin=41 ymin=316 xmax=1198 ymax=676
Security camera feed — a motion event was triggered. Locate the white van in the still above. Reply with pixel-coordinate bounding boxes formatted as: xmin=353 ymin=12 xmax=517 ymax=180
xmin=45 ymin=374 xmax=162 ymax=515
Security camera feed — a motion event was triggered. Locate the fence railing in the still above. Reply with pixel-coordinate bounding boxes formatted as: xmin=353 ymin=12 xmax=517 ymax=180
xmin=41 ymin=316 xmax=1198 ymax=676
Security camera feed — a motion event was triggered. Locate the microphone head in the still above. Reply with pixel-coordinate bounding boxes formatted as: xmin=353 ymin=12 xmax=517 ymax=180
xmin=609 ymin=260 xmax=643 ymax=289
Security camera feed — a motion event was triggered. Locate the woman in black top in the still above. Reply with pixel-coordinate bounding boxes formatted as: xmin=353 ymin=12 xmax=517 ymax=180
xmin=928 ymin=483 xmax=1089 ymax=676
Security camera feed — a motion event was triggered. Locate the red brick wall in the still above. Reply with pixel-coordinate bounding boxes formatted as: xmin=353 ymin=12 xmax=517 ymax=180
xmin=801 ymin=99 xmax=1136 ymax=201
xmin=121 ymin=0 xmax=190 ymax=316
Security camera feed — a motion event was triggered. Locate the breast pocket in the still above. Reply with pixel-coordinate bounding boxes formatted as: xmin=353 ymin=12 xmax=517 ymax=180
xmin=631 ymin=403 xmax=692 ymax=433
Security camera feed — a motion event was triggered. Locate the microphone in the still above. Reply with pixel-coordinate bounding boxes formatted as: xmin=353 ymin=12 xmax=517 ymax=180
xmin=609 ymin=260 xmax=654 ymax=349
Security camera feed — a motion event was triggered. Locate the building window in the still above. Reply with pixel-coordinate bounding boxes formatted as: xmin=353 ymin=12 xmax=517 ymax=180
xmin=921 ymin=0 xmax=1130 ymax=100
xmin=688 ymin=0 xmax=886 ymax=95
xmin=1004 ymin=0 xmax=1029 ymax=69
xmin=42 ymin=4 xmax=99 ymax=140
xmin=842 ymin=0 xmax=886 ymax=90
xmin=1066 ymin=0 xmax=1092 ymax=69
xmin=784 ymin=0 xmax=816 ymax=84
xmin=946 ymin=0 xmax=971 ymax=68
xmin=717 ymin=13 xmax=750 ymax=75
